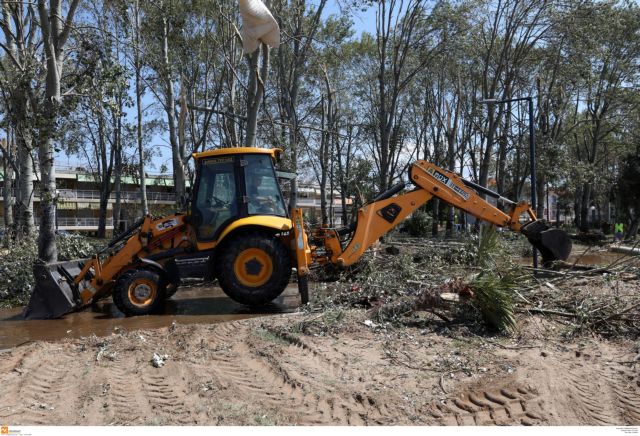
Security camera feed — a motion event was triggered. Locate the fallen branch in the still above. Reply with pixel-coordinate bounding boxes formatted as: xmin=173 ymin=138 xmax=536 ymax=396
xmin=439 ymin=373 xmax=448 ymax=395
xmin=593 ymin=301 xmax=640 ymax=324
xmin=517 ymin=307 xmax=578 ymax=318
xmin=610 ymin=245 xmax=640 ymax=256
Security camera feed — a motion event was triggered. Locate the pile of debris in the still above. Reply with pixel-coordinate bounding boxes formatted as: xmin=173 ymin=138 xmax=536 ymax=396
xmin=514 ymin=245 xmax=640 ymax=338
xmin=310 ymin=230 xmax=640 ymax=339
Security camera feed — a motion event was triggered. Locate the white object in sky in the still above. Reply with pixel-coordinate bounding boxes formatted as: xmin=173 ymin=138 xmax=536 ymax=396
xmin=239 ymin=0 xmax=281 ymax=54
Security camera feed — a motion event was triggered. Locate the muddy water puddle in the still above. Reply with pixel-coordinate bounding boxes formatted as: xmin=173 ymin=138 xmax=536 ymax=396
xmin=0 ymin=283 xmax=301 ymax=350
xmin=517 ymin=244 xmax=634 ymax=267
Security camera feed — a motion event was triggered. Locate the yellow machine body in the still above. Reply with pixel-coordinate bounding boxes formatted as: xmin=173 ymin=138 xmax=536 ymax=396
xmin=25 ymin=148 xmax=571 ymax=319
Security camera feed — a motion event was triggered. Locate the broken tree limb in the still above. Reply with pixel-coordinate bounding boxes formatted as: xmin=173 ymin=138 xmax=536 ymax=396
xmin=610 ymin=245 xmax=640 ymax=256
xmin=517 ymin=308 xmax=578 ymax=318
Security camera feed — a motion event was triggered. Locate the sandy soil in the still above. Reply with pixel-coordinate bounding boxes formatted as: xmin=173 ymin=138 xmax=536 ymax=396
xmin=0 ymin=309 xmax=638 ymax=426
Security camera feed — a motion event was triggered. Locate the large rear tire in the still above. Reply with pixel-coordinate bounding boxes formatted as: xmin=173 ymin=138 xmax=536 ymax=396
xmin=216 ymin=232 xmax=291 ymax=306
xmin=113 ymin=269 xmax=166 ymax=316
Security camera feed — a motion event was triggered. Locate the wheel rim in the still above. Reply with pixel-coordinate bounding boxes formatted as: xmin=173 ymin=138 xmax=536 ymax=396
xmin=127 ymin=278 xmax=158 ymax=307
xmin=233 ymin=248 xmax=274 ymax=287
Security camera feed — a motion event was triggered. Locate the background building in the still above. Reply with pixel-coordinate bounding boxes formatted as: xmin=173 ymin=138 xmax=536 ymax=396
xmin=0 ymin=165 xmax=176 ymax=234
xmin=0 ymin=166 xmax=350 ymax=234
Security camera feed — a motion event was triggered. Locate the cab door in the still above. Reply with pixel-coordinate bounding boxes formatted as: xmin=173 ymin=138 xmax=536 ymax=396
xmin=192 ymin=156 xmax=240 ymax=241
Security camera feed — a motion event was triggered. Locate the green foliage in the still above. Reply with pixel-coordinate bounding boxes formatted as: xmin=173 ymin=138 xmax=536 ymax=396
xmin=474 ymin=225 xmax=500 ymax=268
xmin=468 ymin=226 xmax=517 ymax=334
xmin=0 ymin=238 xmax=38 ymax=306
xmin=403 ymin=210 xmax=433 ymax=237
xmin=290 ymin=309 xmax=346 ymax=336
xmin=470 ymin=272 xmax=517 ymax=335
xmin=0 ymin=235 xmax=106 ymax=307
xmin=57 ymin=235 xmax=106 ymax=261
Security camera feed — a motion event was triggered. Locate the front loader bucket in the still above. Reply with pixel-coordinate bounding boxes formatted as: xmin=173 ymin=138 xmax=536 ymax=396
xmin=521 ymin=220 xmax=572 ymax=266
xmin=23 ymin=259 xmax=89 ymax=320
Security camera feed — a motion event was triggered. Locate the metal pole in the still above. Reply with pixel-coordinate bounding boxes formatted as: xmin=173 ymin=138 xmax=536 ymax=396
xmin=528 ymin=97 xmax=538 ymax=271
xmin=480 ymin=96 xmax=538 ymax=269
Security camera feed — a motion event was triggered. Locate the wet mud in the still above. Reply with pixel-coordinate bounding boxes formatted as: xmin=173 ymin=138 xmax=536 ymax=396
xmin=518 ymin=244 xmax=630 ymax=267
xmin=0 ymin=283 xmax=301 ymax=350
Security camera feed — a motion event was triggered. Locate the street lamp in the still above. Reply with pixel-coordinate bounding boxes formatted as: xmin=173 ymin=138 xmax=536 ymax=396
xmin=479 ymin=96 xmax=538 ymax=270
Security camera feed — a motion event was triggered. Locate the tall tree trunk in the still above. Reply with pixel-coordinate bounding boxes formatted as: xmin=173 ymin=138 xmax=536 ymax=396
xmin=431 ymin=199 xmax=440 ymax=237
xmin=579 ymin=182 xmax=591 ymax=231
xmin=574 ymin=185 xmax=582 ymax=229
xmin=134 ymin=0 xmax=148 ymax=216
xmin=16 ymin=140 xmax=34 ymax=237
xmin=113 ymin=130 xmax=123 ymax=234
xmin=479 ymin=108 xmax=500 ymax=192
xmin=626 ymin=215 xmax=639 ymax=241
xmin=162 ymin=17 xmax=185 ymax=208
xmin=289 ymin=130 xmax=298 ymax=209
xmin=338 ymin=125 xmax=353 ymax=226
xmin=96 ymin=113 xmax=110 ymax=239
xmin=37 ymin=133 xmax=57 ymax=262
xmin=2 ymin=126 xmax=15 ymax=238
xmin=12 ymin=87 xmax=36 ymax=237
xmin=536 ymin=174 xmax=546 ymax=220
xmin=36 ymin=0 xmax=80 ymax=262
xmin=97 ymin=193 xmax=109 ymax=238
xmin=445 ymin=96 xmax=460 ymax=237
xmin=245 ymin=43 xmax=269 ymax=147
xmin=319 ymin=68 xmax=334 ymax=226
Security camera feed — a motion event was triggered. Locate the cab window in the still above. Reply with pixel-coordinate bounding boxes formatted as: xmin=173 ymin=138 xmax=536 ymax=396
xmin=244 ymin=154 xmax=287 ymax=217
xmin=193 ymin=158 xmax=238 ymax=240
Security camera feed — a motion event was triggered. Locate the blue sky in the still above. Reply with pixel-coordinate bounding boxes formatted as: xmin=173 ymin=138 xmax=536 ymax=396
xmin=325 ymin=2 xmax=377 ymax=35
xmin=56 ymin=1 xmax=378 ymax=177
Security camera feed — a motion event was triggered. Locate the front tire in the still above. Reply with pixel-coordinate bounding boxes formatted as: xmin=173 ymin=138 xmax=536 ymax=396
xmin=113 ymin=269 xmax=165 ymax=316
xmin=216 ymin=232 xmax=291 ymax=305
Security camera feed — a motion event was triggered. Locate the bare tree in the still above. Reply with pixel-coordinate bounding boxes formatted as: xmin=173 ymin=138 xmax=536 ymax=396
xmin=35 ymin=0 xmax=81 ymax=261
xmin=132 ymin=0 xmax=148 ymax=215
xmin=272 ymin=0 xmax=327 ymax=208
xmin=0 ymin=1 xmax=38 ymax=237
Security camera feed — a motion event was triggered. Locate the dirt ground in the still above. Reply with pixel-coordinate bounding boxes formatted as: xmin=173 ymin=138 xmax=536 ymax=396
xmin=1 ymin=240 xmax=639 ymax=426
xmin=0 ymin=306 xmax=638 ymax=426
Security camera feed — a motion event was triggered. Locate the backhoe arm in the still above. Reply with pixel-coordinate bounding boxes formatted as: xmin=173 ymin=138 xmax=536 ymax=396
xmin=309 ymin=160 xmax=570 ymax=268
xmin=409 ymin=161 xmax=537 ymax=232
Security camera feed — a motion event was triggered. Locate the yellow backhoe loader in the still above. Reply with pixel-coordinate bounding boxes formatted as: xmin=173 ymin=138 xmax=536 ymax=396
xmin=24 ymin=147 xmax=572 ymax=319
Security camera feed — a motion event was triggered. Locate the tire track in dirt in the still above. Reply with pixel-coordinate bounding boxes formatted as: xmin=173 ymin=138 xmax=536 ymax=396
xmin=103 ymin=358 xmax=156 ymax=425
xmin=259 ymin=326 xmax=388 ymax=424
xmin=141 ymin=368 xmax=193 ymax=425
xmin=564 ymin=368 xmax=619 ymax=425
xmin=248 ymin=341 xmax=371 ymax=425
xmin=206 ymin=322 xmax=375 ymax=425
xmin=210 ymin=341 xmax=328 ymax=424
xmin=596 ymin=366 xmax=640 ymax=425
xmin=432 ymin=382 xmax=547 ymax=425
xmin=208 ymin=321 xmax=243 ymax=345
xmin=559 ymin=354 xmax=640 ymax=425
xmin=8 ymin=347 xmax=78 ymax=425
xmin=0 ymin=348 xmax=35 ymax=420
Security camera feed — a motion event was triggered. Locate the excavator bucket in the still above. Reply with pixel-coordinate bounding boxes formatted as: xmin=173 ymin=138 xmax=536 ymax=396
xmin=23 ymin=259 xmax=89 ymax=320
xmin=520 ymin=220 xmax=572 ymax=266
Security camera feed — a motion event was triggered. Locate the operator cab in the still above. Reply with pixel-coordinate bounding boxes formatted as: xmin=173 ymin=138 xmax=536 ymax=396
xmin=191 ymin=148 xmax=287 ymax=241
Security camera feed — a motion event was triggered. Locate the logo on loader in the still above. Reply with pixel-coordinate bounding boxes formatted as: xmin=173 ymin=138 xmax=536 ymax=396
xmin=157 ymin=218 xmax=178 ymax=231
xmin=426 ymin=167 xmax=470 ymax=201
xmin=1 ymin=426 xmax=7 ymax=435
